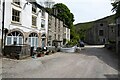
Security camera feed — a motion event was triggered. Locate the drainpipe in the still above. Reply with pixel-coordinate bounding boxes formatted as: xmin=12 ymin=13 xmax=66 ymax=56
xmin=1 ymin=0 xmax=5 ymax=54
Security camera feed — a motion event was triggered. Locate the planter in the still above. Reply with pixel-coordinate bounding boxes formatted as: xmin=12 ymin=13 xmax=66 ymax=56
xmin=40 ymin=54 xmax=45 ymax=57
xmin=60 ymin=46 xmax=76 ymax=53
xmin=37 ymin=52 xmax=45 ymax=57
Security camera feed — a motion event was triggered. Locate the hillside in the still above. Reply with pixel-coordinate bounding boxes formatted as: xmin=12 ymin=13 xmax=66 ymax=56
xmin=74 ymin=14 xmax=115 ymax=40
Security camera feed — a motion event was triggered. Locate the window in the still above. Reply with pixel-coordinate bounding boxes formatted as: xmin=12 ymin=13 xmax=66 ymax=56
xmin=99 ymin=30 xmax=104 ymax=36
xmin=32 ymin=4 xmax=37 ymax=13
xmin=6 ymin=31 xmax=23 ymax=45
xmin=118 ymin=24 xmax=120 ymax=37
xmin=13 ymin=0 xmax=20 ymax=5
xmin=12 ymin=9 xmax=20 ymax=22
xmin=41 ymin=34 xmax=46 ymax=38
xmin=41 ymin=11 xmax=45 ymax=17
xmin=58 ymin=21 xmax=60 ymax=32
xmin=111 ymin=27 xmax=114 ymax=33
xmin=100 ymin=23 xmax=103 ymax=26
xmin=67 ymin=34 xmax=69 ymax=39
xmin=32 ymin=16 xmax=37 ymax=26
xmin=54 ymin=34 xmax=56 ymax=39
xmin=42 ymin=38 xmax=45 ymax=48
xmin=48 ymin=36 xmax=52 ymax=40
xmin=58 ymin=35 xmax=60 ymax=40
xmin=29 ymin=33 xmax=38 ymax=50
xmin=41 ymin=19 xmax=45 ymax=28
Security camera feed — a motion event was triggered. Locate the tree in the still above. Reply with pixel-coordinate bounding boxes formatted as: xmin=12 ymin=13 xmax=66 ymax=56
xmin=112 ymin=1 xmax=120 ymax=18
xmin=51 ymin=3 xmax=79 ymax=45
xmin=52 ymin=3 xmax=75 ymax=28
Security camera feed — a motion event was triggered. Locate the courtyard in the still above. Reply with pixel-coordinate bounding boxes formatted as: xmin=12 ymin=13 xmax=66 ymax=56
xmin=1 ymin=45 xmax=119 ymax=78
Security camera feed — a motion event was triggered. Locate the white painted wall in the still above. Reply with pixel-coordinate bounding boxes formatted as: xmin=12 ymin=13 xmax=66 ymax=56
xmin=67 ymin=28 xmax=70 ymax=40
xmin=0 ymin=0 xmax=49 ymax=48
xmin=4 ymin=0 xmax=48 ymax=34
xmin=0 ymin=0 xmax=2 ymax=39
xmin=0 ymin=0 xmax=2 ymax=52
xmin=65 ymin=27 xmax=70 ymax=41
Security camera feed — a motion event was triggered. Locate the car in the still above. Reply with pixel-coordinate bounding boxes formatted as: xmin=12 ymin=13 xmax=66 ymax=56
xmin=80 ymin=41 xmax=85 ymax=47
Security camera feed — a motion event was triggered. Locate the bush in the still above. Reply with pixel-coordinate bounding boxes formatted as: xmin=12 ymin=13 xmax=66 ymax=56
xmin=67 ymin=40 xmax=77 ymax=46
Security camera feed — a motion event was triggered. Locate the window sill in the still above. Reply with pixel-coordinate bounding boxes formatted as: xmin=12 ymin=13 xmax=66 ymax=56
xmin=32 ymin=25 xmax=37 ymax=28
xmin=41 ymin=28 xmax=45 ymax=30
xmin=41 ymin=16 xmax=45 ymax=19
xmin=32 ymin=12 xmax=37 ymax=15
xmin=11 ymin=3 xmax=22 ymax=9
xmin=11 ymin=21 xmax=21 ymax=25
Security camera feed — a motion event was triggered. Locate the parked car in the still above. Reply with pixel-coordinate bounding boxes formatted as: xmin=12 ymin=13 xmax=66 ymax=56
xmin=80 ymin=41 xmax=85 ymax=47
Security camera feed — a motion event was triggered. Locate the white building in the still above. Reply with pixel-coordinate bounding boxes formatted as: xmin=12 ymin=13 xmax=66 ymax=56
xmin=63 ymin=26 xmax=70 ymax=41
xmin=1 ymin=0 xmax=48 ymax=50
xmin=0 ymin=0 xmax=2 ymax=52
xmin=0 ymin=0 xmax=70 ymax=53
xmin=44 ymin=0 xmax=55 ymax=8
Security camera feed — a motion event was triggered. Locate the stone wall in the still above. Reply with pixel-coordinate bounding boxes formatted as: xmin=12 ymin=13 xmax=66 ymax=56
xmin=48 ymin=15 xmax=64 ymax=46
xmin=116 ymin=17 xmax=120 ymax=54
xmin=85 ymin=21 xmax=108 ymax=44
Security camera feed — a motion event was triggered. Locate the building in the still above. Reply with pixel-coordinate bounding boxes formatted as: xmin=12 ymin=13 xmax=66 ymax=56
xmin=85 ymin=20 xmax=108 ymax=44
xmin=108 ymin=23 xmax=116 ymax=42
xmin=63 ymin=24 xmax=70 ymax=44
xmin=47 ymin=14 xmax=63 ymax=47
xmin=116 ymin=17 xmax=120 ymax=54
xmin=0 ymin=0 xmax=3 ymax=53
xmin=0 ymin=0 xmax=48 ymax=51
xmin=0 ymin=0 xmax=70 ymax=54
xmin=47 ymin=14 xmax=70 ymax=47
xmin=44 ymin=0 xmax=55 ymax=8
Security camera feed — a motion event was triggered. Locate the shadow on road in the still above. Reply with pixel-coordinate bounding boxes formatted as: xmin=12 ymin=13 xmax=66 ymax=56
xmin=80 ymin=45 xmax=119 ymax=76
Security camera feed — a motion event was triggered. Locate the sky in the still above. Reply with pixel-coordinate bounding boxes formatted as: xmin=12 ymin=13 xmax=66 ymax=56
xmin=54 ymin=0 xmax=115 ymax=24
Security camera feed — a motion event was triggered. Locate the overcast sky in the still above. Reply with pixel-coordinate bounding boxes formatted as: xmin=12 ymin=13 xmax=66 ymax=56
xmin=54 ymin=0 xmax=115 ymax=24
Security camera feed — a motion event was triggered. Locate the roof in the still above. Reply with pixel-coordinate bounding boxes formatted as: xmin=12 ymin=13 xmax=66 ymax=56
xmin=27 ymin=0 xmax=68 ymax=27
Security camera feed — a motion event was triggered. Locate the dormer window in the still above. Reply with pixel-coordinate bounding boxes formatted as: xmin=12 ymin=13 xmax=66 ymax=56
xmin=32 ymin=4 xmax=37 ymax=13
xmin=13 ymin=0 xmax=20 ymax=5
xmin=41 ymin=10 xmax=45 ymax=18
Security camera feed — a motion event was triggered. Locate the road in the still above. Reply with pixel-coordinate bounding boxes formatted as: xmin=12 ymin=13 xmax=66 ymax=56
xmin=1 ymin=45 xmax=119 ymax=78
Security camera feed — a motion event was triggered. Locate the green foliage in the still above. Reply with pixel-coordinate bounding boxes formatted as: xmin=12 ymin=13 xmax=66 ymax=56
xmin=52 ymin=3 xmax=78 ymax=43
xmin=45 ymin=8 xmax=53 ymax=14
xmin=67 ymin=40 xmax=77 ymax=46
xmin=111 ymin=1 xmax=120 ymax=18
xmin=52 ymin=3 xmax=75 ymax=27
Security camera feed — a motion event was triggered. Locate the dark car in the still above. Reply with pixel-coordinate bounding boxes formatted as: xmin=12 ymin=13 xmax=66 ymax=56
xmin=80 ymin=41 xmax=85 ymax=47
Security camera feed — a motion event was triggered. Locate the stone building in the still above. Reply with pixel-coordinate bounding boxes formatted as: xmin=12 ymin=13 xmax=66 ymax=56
xmin=47 ymin=14 xmax=70 ymax=47
xmin=108 ymin=23 xmax=116 ymax=42
xmin=85 ymin=21 xmax=108 ymax=44
xmin=63 ymin=24 xmax=70 ymax=44
xmin=116 ymin=17 xmax=120 ymax=54
xmin=47 ymin=14 xmax=63 ymax=46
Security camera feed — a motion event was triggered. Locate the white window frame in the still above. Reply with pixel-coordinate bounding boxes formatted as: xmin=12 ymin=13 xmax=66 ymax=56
xmin=6 ymin=31 xmax=23 ymax=45
xmin=28 ymin=33 xmax=38 ymax=50
xmin=12 ymin=9 xmax=21 ymax=23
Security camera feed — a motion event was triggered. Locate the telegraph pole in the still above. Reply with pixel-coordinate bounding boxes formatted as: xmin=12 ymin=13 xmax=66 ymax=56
xmin=1 ymin=0 xmax=5 ymax=54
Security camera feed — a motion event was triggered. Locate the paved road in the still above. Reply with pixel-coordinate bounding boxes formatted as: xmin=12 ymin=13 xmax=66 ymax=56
xmin=2 ymin=45 xmax=119 ymax=78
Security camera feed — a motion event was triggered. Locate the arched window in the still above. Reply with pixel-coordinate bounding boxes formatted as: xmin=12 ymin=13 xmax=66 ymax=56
xmin=41 ymin=33 xmax=46 ymax=48
xmin=6 ymin=31 xmax=23 ymax=45
xmin=28 ymin=33 xmax=38 ymax=50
